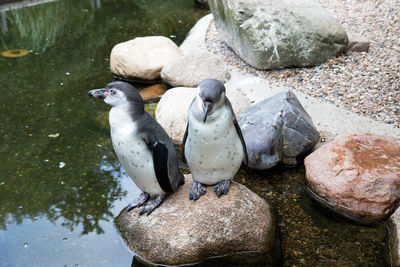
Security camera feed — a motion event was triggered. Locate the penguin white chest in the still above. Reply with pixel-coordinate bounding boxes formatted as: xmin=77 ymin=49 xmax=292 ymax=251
xmin=185 ymin=107 xmax=244 ymax=185
xmin=109 ymin=107 xmax=163 ymax=195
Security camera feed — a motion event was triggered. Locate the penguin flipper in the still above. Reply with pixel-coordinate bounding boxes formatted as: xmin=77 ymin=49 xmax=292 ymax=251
xmin=144 ymin=135 xmax=174 ymax=194
xmin=181 ymin=122 xmax=189 ymax=164
xmin=234 ymin=118 xmax=248 ymax=165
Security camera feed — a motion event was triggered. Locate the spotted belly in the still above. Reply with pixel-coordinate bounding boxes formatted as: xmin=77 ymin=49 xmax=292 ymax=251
xmin=111 ymin=133 xmax=164 ymax=195
xmin=185 ymin=122 xmax=244 ymax=185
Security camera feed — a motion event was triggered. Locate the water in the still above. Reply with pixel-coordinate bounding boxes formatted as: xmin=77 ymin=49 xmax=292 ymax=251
xmin=0 ymin=0 xmax=207 ymax=266
xmin=0 ymin=0 xmax=388 ymax=266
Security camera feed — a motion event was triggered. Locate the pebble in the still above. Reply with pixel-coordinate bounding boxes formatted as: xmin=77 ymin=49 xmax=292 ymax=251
xmin=205 ymin=0 xmax=399 ymax=128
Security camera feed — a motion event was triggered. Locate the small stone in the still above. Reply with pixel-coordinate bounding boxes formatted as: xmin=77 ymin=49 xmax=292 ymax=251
xmin=139 ymin=84 xmax=167 ymax=102
xmin=347 ymin=32 xmax=370 ymax=52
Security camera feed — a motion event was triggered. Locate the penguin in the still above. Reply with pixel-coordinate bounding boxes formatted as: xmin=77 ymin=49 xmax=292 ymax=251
xmin=88 ymin=81 xmax=184 ymax=215
xmin=181 ymin=79 xmax=248 ymax=200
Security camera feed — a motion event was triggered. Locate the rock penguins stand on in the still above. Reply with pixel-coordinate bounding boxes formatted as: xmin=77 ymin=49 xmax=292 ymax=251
xmin=89 ymin=81 xmax=184 ymax=215
xmin=182 ymin=79 xmax=248 ymax=200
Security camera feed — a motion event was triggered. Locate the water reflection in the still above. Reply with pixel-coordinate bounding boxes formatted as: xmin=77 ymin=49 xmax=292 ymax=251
xmin=90 ymin=0 xmax=101 ymax=10
xmin=1 ymin=11 xmax=6 ymax=32
xmin=0 ymin=1 xmax=67 ymax=52
xmin=0 ymin=144 xmax=123 ymax=236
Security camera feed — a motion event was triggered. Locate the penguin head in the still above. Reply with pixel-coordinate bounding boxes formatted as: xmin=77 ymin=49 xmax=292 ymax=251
xmin=89 ymin=81 xmax=144 ymax=111
xmin=197 ymin=79 xmax=226 ymax=123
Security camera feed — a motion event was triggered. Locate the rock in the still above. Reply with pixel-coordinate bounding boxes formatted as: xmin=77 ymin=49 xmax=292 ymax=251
xmin=237 ymin=90 xmax=319 ymax=170
xmin=179 ymin=14 xmax=213 ymax=54
xmin=139 ymin=83 xmax=167 ymax=102
xmin=386 ymin=207 xmax=400 ymax=266
xmin=305 ymin=133 xmax=400 ymax=225
xmin=115 ymin=175 xmax=279 ymax=266
xmin=347 ymin=32 xmax=370 ymax=52
xmin=156 ymin=86 xmax=250 ymax=145
xmin=110 ymin=36 xmax=182 ymax=81
xmin=208 ymin=0 xmax=348 ymax=69
xmin=161 ymin=51 xmax=229 ymax=87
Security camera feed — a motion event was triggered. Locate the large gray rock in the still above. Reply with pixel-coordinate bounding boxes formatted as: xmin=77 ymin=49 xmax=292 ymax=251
xmin=110 ymin=36 xmax=182 ymax=81
xmin=116 ymin=175 xmax=279 ymax=266
xmin=238 ymin=90 xmax=319 ymax=169
xmin=161 ymin=51 xmax=229 ymax=87
xmin=156 ymin=86 xmax=250 ymax=145
xmin=208 ymin=0 xmax=348 ymax=69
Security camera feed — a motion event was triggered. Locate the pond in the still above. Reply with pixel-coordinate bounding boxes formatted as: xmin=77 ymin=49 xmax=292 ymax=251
xmin=0 ymin=0 xmax=388 ymax=266
xmin=0 ymin=0 xmax=207 ymax=266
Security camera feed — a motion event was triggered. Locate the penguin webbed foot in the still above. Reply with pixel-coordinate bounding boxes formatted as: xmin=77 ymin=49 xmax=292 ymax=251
xmin=126 ymin=192 xmax=150 ymax=212
xmin=189 ymin=181 xmax=206 ymax=200
xmin=214 ymin=180 xmax=231 ymax=197
xmin=139 ymin=194 xmax=165 ymax=216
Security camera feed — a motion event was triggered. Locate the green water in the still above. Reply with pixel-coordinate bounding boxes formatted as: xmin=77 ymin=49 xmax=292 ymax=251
xmin=0 ymin=0 xmax=207 ymax=266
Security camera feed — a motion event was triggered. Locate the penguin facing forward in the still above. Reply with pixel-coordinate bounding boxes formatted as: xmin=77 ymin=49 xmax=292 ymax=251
xmin=89 ymin=81 xmax=184 ymax=215
xmin=182 ymin=79 xmax=248 ymax=200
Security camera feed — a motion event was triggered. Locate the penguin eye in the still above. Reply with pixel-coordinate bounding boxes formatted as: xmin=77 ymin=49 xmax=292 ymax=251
xmin=109 ymin=88 xmax=116 ymax=94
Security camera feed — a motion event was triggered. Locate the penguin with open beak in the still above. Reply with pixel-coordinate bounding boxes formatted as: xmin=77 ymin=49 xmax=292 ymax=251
xmin=89 ymin=81 xmax=184 ymax=215
xmin=182 ymin=79 xmax=248 ymax=200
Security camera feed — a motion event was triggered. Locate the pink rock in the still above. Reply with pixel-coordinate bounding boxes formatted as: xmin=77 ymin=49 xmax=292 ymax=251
xmin=305 ymin=133 xmax=400 ymax=224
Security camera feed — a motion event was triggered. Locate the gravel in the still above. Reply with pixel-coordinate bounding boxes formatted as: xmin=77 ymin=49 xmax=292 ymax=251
xmin=205 ymin=0 xmax=400 ymax=128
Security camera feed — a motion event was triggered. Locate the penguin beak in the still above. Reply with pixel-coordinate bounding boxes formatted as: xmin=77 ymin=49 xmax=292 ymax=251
xmin=202 ymin=101 xmax=213 ymax=122
xmin=88 ymin=88 xmax=106 ymax=99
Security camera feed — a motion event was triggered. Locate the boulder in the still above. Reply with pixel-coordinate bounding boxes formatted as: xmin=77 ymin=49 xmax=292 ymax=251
xmin=156 ymin=86 xmax=250 ymax=145
xmin=386 ymin=207 xmax=400 ymax=266
xmin=347 ymin=32 xmax=370 ymax=52
xmin=110 ymin=36 xmax=182 ymax=81
xmin=208 ymin=0 xmax=348 ymax=69
xmin=161 ymin=51 xmax=229 ymax=87
xmin=305 ymin=133 xmax=400 ymax=225
xmin=115 ymin=175 xmax=279 ymax=266
xmin=237 ymin=90 xmax=319 ymax=170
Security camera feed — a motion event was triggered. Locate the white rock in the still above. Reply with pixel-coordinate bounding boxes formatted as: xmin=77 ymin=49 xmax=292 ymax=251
xmin=110 ymin=36 xmax=182 ymax=81
xmin=161 ymin=51 xmax=228 ymax=87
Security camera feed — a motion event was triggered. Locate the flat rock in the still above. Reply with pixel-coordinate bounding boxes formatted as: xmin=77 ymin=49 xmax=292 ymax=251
xmin=156 ymin=86 xmax=250 ymax=145
xmin=161 ymin=51 xmax=229 ymax=87
xmin=305 ymin=133 xmax=400 ymax=225
xmin=237 ymin=90 xmax=320 ymax=169
xmin=139 ymin=83 xmax=167 ymax=102
xmin=208 ymin=0 xmax=348 ymax=69
xmin=110 ymin=36 xmax=182 ymax=81
xmin=115 ymin=175 xmax=279 ymax=266
xmin=347 ymin=32 xmax=370 ymax=52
